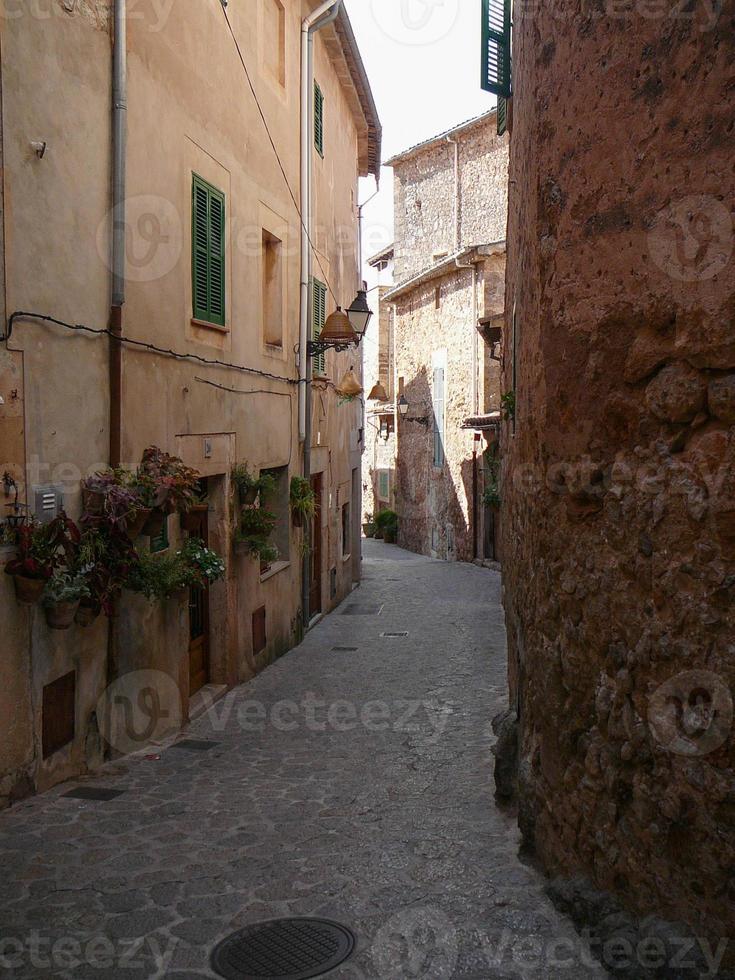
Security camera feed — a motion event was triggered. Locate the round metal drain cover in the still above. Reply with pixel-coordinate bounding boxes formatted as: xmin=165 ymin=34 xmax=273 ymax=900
xmin=210 ymin=917 xmax=356 ymax=980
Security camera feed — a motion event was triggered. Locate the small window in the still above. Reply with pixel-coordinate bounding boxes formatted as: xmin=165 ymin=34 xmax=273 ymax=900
xmin=312 ymin=278 xmax=327 ymax=375
xmin=435 ymin=285 xmax=441 ymax=310
xmin=263 ymin=0 xmax=285 ymax=87
xmin=433 ymin=366 xmax=445 ymax=468
xmin=314 ymin=81 xmax=324 ymax=157
xmin=378 ymin=471 xmax=390 ymax=501
xmin=262 ymin=230 xmax=283 ymax=347
xmin=150 ymin=515 xmax=169 ymax=553
xmin=261 ymin=465 xmax=289 ymax=562
xmin=341 ymin=501 xmax=351 ymax=558
xmin=192 ymin=174 xmax=226 ymax=327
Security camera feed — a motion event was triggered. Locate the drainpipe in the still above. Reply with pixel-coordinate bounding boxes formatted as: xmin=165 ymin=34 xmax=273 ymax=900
xmin=300 ymin=0 xmax=342 ymax=627
xmin=110 ymin=0 xmax=127 ymax=468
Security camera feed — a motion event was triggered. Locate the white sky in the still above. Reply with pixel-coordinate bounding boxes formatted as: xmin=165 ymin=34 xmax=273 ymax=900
xmin=344 ymin=0 xmax=497 ymax=283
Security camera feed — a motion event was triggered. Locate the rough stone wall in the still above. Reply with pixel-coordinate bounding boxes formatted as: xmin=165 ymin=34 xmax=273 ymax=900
xmin=392 ymin=116 xmax=508 ymax=281
xmin=394 ymin=255 xmax=505 ymax=561
xmin=502 ymin=0 xmax=735 ymax=953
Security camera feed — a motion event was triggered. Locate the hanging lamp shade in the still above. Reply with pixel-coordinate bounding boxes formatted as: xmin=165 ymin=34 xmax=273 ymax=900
xmin=318 ymin=307 xmax=358 ymax=346
xmin=367 ymin=381 xmax=389 ymax=402
xmin=336 ymin=367 xmax=363 ymax=398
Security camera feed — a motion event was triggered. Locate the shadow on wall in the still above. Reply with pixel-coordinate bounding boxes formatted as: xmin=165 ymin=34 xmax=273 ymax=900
xmin=395 ymin=368 xmax=471 ymax=560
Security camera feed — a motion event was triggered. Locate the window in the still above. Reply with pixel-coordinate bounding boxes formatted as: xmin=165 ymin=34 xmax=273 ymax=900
xmin=433 ymin=366 xmax=445 ymax=468
xmin=192 ymin=174 xmax=226 ymax=327
xmin=261 ymin=465 xmax=289 ymax=562
xmin=314 ymin=81 xmax=324 ymax=156
xmin=150 ymin=515 xmax=169 ymax=553
xmin=312 ymin=278 xmax=327 ymax=376
xmin=341 ymin=501 xmax=351 ymax=558
xmin=378 ymin=470 xmax=390 ymax=501
xmin=263 ymin=0 xmax=285 ymax=87
xmin=252 ymin=606 xmax=267 ymax=654
xmin=481 ymin=0 xmax=512 ymax=135
xmin=262 ymin=230 xmax=283 ymax=347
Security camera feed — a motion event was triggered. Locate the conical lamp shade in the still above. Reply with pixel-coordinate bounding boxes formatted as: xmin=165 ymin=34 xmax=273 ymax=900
xmin=336 ymin=368 xmax=363 ymax=398
xmin=367 ymin=382 xmax=389 ymax=402
xmin=318 ymin=307 xmax=357 ymax=346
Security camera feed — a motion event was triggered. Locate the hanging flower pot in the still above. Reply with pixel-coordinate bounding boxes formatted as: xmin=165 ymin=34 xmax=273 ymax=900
xmin=75 ymin=598 xmax=102 ymax=627
xmin=12 ymin=574 xmax=47 ymax=605
xmin=292 ymin=510 xmax=303 ymax=529
xmin=141 ymin=508 xmax=166 ymax=538
xmin=45 ymin=599 xmax=81 ymax=630
xmin=81 ymin=487 xmax=106 ymax=516
xmin=125 ymin=508 xmax=152 ymax=541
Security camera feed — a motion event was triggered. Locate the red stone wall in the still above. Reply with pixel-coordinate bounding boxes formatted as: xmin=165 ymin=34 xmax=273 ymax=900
xmin=502 ymin=0 xmax=735 ymax=947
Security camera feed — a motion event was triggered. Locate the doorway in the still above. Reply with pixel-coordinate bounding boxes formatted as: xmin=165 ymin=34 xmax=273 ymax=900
xmin=309 ymin=473 xmax=322 ymax=618
xmin=188 ymin=479 xmax=210 ymax=696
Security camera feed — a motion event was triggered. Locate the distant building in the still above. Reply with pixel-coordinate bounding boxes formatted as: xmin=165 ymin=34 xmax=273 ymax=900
xmin=378 ymin=111 xmax=508 ymax=562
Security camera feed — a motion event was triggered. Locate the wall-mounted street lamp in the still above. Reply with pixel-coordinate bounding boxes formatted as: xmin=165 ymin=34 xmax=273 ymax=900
xmin=346 ymin=289 xmax=372 ymax=341
xmin=397 ymin=394 xmax=429 ymax=426
xmin=307 ymin=291 xmax=373 ymax=358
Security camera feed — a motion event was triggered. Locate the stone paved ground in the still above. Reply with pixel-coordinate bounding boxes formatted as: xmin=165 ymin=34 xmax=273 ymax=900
xmin=0 ymin=541 xmax=608 ymax=979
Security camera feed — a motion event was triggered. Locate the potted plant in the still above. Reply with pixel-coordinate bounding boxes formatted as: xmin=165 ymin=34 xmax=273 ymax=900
xmin=237 ymin=507 xmax=277 ymax=542
xmin=257 ymin=542 xmax=280 ymax=574
xmin=81 ymin=469 xmax=150 ymax=540
xmin=289 ymin=476 xmax=316 ymax=528
xmin=4 ymin=514 xmax=79 ymax=605
xmin=362 ymin=513 xmax=376 ymax=538
xmin=43 ymin=570 xmax=91 ymax=629
xmin=232 ymin=465 xmax=277 ymax=507
xmin=138 ymin=447 xmax=200 ymax=525
xmin=375 ymin=509 xmax=399 ymax=544
xmin=73 ymin=526 xmax=135 ymax=625
xmin=125 ymin=549 xmax=190 ymax=601
xmin=179 ymin=538 xmax=226 ymax=586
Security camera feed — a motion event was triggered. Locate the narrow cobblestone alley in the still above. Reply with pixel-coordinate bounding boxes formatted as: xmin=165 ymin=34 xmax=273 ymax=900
xmin=0 ymin=542 xmax=606 ymax=980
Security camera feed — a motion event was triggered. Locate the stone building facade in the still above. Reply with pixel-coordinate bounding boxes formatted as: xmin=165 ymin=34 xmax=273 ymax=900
xmin=0 ymin=0 xmax=379 ymax=805
xmin=384 ymin=112 xmax=508 ymax=562
xmin=501 ymin=0 xmax=735 ymax=954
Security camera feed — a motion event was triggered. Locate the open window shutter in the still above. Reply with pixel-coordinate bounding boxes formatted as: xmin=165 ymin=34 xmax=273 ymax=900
xmin=312 ymin=279 xmax=326 ymax=375
xmin=497 ymin=97 xmax=508 ymax=137
xmin=481 ymin=0 xmax=511 ymax=99
xmin=192 ymin=179 xmax=210 ymax=321
xmin=208 ymin=191 xmax=225 ymax=325
xmin=314 ymin=82 xmax=324 ymax=156
xmin=433 ymin=367 xmax=445 ymax=467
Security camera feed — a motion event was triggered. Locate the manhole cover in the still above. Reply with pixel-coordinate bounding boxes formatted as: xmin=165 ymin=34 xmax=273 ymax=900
xmin=169 ymin=739 xmax=220 ymax=752
xmin=210 ymin=917 xmax=355 ymax=980
xmin=381 ymin=631 xmax=409 ymax=638
xmin=62 ymin=787 xmax=125 ymax=801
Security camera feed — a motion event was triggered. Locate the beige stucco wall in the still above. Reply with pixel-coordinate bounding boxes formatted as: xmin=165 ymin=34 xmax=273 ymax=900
xmin=0 ymin=0 xmax=367 ymax=804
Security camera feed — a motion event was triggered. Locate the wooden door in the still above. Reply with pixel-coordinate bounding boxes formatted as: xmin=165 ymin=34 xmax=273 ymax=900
xmin=188 ymin=493 xmax=210 ymax=696
xmin=309 ymin=473 xmax=322 ymax=617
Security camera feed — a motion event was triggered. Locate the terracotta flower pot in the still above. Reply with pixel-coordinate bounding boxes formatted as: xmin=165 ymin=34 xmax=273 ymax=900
xmin=125 ymin=508 xmax=152 ymax=541
xmin=383 ymin=528 xmax=397 ymax=544
xmin=13 ymin=575 xmax=47 ymax=605
xmin=142 ymin=508 xmax=166 ymax=538
xmin=44 ymin=600 xmax=80 ymax=630
xmin=75 ymin=599 xmax=101 ymax=627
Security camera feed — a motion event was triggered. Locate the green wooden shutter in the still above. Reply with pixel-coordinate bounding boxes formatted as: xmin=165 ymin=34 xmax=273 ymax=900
xmin=497 ymin=96 xmax=508 ymax=137
xmin=150 ymin=515 xmax=169 ymax=553
xmin=192 ymin=174 xmax=226 ymax=327
xmin=481 ymin=0 xmax=511 ymax=99
xmin=312 ymin=278 xmax=326 ymax=375
xmin=314 ymin=82 xmax=324 ymax=157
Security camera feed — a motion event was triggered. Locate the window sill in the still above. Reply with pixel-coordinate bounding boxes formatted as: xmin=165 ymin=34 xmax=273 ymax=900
xmin=191 ymin=318 xmax=229 ymax=334
xmin=259 ymin=559 xmax=290 ymax=583
xmin=264 ymin=343 xmax=284 ymax=356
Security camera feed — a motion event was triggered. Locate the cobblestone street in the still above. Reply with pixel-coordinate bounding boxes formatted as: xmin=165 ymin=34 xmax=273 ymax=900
xmin=0 ymin=541 xmax=606 ymax=979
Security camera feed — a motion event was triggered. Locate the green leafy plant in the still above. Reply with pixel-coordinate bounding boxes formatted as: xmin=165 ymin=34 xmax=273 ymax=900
xmin=179 ymin=538 xmax=226 ymax=584
xmin=238 ymin=507 xmax=277 ymax=539
xmin=125 ymin=551 xmax=190 ymax=601
xmin=501 ymin=390 xmax=516 ymax=422
xmin=289 ymin=477 xmax=316 ymax=520
xmin=256 ymin=542 xmax=280 ymax=567
xmin=43 ymin=570 xmax=91 ymax=605
xmin=232 ymin=464 xmax=277 ymax=505
xmin=483 ymin=449 xmax=501 ymax=508
xmin=375 ymin=509 xmax=399 ymax=543
xmin=5 ymin=514 xmax=80 ymax=581
xmin=76 ymin=526 xmax=136 ymax=615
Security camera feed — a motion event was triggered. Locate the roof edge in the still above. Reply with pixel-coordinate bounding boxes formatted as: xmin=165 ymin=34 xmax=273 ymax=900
xmin=333 ymin=8 xmax=382 ymax=179
xmin=384 ymin=242 xmax=506 ymax=302
xmin=385 ymin=109 xmax=497 ymax=168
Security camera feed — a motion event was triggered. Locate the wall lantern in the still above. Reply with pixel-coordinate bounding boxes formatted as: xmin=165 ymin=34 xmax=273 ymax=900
xmin=367 ymin=381 xmax=388 ymax=402
xmin=397 ymin=394 xmax=409 ymax=417
xmin=346 ymin=289 xmax=373 ymax=340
